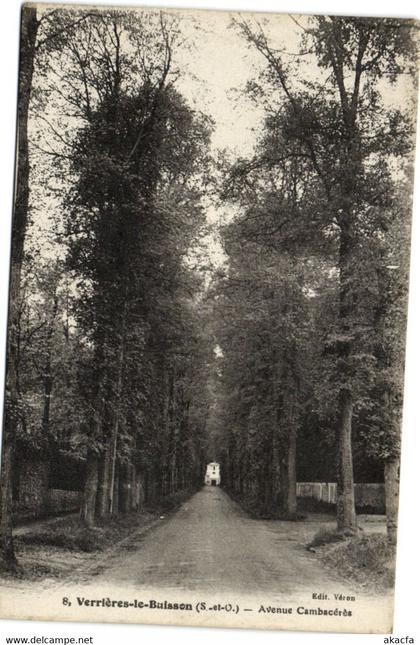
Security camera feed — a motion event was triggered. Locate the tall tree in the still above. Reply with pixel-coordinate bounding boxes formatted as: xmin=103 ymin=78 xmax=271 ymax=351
xmin=229 ymin=15 xmax=416 ymax=531
xmin=211 ymin=225 xmax=314 ymax=518
xmin=37 ymin=10 xmax=213 ymax=524
xmin=1 ymin=2 xmax=104 ymax=570
xmin=1 ymin=6 xmax=39 ymax=570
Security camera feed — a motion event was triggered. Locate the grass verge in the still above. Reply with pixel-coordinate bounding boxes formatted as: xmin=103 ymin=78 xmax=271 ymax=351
xmin=15 ymin=489 xmax=195 ymax=554
xmin=309 ymin=529 xmax=395 ymax=591
xmin=0 ymin=488 xmax=197 ymax=581
xmin=17 ymin=513 xmax=149 ymax=552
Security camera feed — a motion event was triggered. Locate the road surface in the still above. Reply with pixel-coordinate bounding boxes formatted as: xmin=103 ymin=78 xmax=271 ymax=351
xmin=78 ymin=486 xmax=360 ymax=600
xmin=0 ymin=487 xmax=393 ymax=631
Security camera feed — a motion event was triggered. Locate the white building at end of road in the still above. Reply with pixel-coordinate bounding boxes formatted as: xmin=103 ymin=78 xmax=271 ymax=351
xmin=205 ymin=462 xmax=221 ymax=486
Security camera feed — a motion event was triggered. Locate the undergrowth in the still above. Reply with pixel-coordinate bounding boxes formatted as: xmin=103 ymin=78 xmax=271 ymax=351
xmin=311 ymin=531 xmax=395 ymax=590
xmin=308 ymin=527 xmax=352 ymax=548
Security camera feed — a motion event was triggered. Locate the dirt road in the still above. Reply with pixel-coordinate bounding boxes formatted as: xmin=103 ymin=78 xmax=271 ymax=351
xmin=1 ymin=487 xmax=393 ymax=630
xmin=77 ymin=486 xmax=361 ymax=600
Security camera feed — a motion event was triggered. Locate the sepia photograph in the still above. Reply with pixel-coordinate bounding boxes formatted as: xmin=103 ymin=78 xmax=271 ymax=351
xmin=0 ymin=0 xmax=419 ymax=637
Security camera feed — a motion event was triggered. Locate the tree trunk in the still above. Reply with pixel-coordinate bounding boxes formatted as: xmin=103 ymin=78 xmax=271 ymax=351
xmin=336 ymin=213 xmax=357 ymax=532
xmin=119 ymin=463 xmax=132 ymax=514
xmin=286 ymin=423 xmax=297 ymax=520
xmin=41 ymin=361 xmax=53 ymax=436
xmin=0 ymin=6 xmax=39 ymax=570
xmin=160 ymin=464 xmax=168 ymax=498
xmin=96 ymin=446 xmax=112 ymax=518
xmin=133 ymin=466 xmax=139 ymax=510
xmin=262 ymin=436 xmax=273 ymax=515
xmin=168 ymin=447 xmax=176 ymax=495
xmin=336 ymin=390 xmax=357 ymax=532
xmin=131 ymin=466 xmax=140 ymax=511
xmin=144 ymin=469 xmax=150 ymax=505
xmin=108 ymin=303 xmax=127 ymax=515
xmin=159 ymin=366 xmax=170 ymax=497
xmin=0 ymin=442 xmax=17 ymax=570
xmin=167 ymin=370 xmax=177 ymax=495
xmin=264 ymin=451 xmax=272 ymax=515
xmin=41 ymin=292 xmax=58 ymax=442
xmin=112 ymin=465 xmax=119 ymax=516
xmin=384 ymin=457 xmax=399 ymax=545
xmin=126 ymin=464 xmax=134 ymax=511
xmin=145 ymin=465 xmax=158 ymax=505
xmin=271 ymin=429 xmax=282 ymax=512
xmin=80 ymin=454 xmax=99 ymax=527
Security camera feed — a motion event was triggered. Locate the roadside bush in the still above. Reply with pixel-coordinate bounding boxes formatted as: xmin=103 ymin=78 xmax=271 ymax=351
xmin=146 ymin=488 xmax=195 ymax=514
xmin=308 ymin=528 xmax=348 ymax=548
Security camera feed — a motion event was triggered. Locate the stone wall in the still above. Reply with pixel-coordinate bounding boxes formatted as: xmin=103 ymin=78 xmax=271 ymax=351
xmin=46 ymin=489 xmax=81 ymax=515
xmin=17 ymin=458 xmax=50 ymax=514
xmin=15 ymin=457 xmax=82 ymax=520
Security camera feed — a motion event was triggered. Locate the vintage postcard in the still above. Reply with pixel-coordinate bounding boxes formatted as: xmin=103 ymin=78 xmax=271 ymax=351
xmin=0 ymin=2 xmax=418 ymax=634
